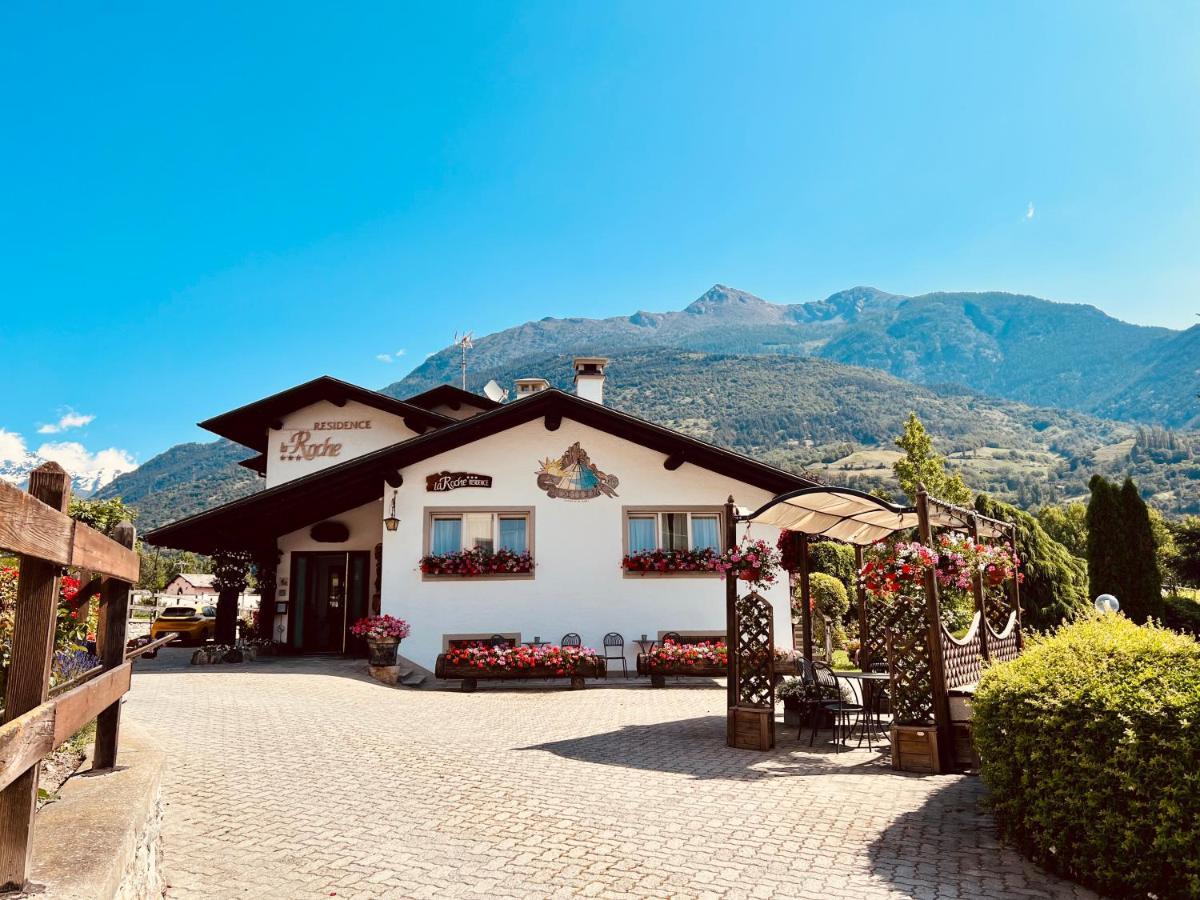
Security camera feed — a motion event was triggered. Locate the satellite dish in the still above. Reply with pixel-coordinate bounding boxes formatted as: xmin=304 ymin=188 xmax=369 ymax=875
xmin=482 ymin=379 xmax=509 ymax=403
xmin=1094 ymin=593 xmax=1120 ymax=613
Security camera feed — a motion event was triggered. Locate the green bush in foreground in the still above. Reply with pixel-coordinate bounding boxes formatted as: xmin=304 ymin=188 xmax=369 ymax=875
xmin=973 ymin=614 xmax=1200 ymax=898
xmin=1163 ymin=595 xmax=1200 ymax=637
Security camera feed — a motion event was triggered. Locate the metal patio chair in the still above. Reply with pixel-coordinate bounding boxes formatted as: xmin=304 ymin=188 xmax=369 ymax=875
xmin=808 ymin=661 xmax=863 ymax=753
xmin=660 ymin=631 xmax=682 ymax=645
xmin=560 ymin=632 xmax=581 ymax=648
xmin=602 ymin=632 xmax=628 ymax=678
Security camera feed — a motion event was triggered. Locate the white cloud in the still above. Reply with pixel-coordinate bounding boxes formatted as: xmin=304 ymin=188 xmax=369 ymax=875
xmin=37 ymin=410 xmax=95 ymax=434
xmin=395 ymin=349 xmax=406 ymax=357
xmin=1025 ymin=201 xmax=1035 ymax=220
xmin=35 ymin=441 xmax=137 ymax=480
xmin=0 ymin=428 xmax=27 ymax=464
xmin=376 ymin=353 xmax=393 ymax=363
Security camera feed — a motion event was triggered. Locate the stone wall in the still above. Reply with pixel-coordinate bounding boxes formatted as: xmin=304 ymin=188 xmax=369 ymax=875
xmin=23 ymin=723 xmax=165 ymax=899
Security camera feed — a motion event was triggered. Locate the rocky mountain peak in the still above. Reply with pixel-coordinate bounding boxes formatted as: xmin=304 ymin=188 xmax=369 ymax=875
xmin=684 ymin=285 xmax=774 ymax=314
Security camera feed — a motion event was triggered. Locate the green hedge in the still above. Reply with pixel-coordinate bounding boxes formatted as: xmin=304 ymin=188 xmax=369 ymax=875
xmin=1164 ymin=595 xmax=1200 ymax=637
xmin=973 ymin=614 xmax=1200 ymax=898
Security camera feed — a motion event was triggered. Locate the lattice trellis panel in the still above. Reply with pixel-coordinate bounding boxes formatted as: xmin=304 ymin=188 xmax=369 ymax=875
xmin=863 ymin=590 xmax=902 ymax=670
xmin=984 ymin=582 xmax=1013 ymax=634
xmin=735 ymin=592 xmax=775 ymax=709
xmin=987 ymin=611 xmax=1021 ymax=663
xmin=882 ymin=590 xmax=935 ymax=725
xmin=942 ymin=614 xmax=983 ymax=690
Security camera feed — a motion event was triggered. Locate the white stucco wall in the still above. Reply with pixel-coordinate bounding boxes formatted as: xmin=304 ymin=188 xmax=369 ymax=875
xmin=266 ymin=399 xmax=419 ymax=488
xmin=379 ymin=417 xmax=793 ymax=672
xmin=272 ymin=499 xmax=383 ymax=643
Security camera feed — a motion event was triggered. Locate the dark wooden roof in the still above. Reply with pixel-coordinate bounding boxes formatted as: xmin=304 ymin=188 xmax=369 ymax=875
xmin=199 ymin=376 xmax=453 ymax=453
xmin=146 ymin=389 xmax=818 ymax=553
xmin=402 ymin=384 xmax=500 ymax=413
xmin=237 ymin=454 xmax=267 ymax=475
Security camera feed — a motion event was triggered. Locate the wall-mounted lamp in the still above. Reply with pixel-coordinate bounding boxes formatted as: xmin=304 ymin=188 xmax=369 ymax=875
xmin=383 ymin=489 xmax=400 ymax=532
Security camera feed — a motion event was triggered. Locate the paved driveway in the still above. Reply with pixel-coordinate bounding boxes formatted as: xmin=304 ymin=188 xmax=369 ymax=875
xmin=123 ymin=650 xmax=1092 ymax=899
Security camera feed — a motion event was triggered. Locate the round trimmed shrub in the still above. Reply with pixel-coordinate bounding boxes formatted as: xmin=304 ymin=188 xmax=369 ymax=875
xmin=973 ymin=614 xmax=1200 ymax=898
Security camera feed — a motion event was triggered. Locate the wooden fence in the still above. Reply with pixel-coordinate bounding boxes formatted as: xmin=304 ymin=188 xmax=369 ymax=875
xmin=0 ymin=462 xmax=172 ymax=892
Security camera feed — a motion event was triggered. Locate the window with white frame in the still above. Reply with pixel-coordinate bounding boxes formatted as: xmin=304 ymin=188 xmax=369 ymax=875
xmin=426 ymin=509 xmax=532 ymax=556
xmin=624 ymin=509 xmax=723 ymax=554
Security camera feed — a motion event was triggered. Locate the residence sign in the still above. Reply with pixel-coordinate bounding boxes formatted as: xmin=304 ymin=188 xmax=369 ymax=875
xmin=279 ymin=419 xmax=372 ymax=461
xmin=425 ymin=471 xmax=494 ymax=492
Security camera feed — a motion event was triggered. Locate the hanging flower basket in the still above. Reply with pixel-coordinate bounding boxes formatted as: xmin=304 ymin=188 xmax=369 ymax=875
xmin=718 ymin=538 xmax=782 ymax=590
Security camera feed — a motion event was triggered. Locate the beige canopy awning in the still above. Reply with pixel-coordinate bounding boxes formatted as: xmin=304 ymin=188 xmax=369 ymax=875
xmin=738 ymin=487 xmax=1011 ymax=546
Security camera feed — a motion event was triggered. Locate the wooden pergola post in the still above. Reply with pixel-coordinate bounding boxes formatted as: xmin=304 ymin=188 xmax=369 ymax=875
xmin=916 ymin=485 xmax=954 ymax=773
xmin=968 ymin=515 xmax=989 ymax=662
xmin=1007 ymin=523 xmax=1024 ymax=650
xmin=797 ymin=533 xmax=813 ymax=662
xmin=0 ymin=463 xmax=70 ymax=890
xmin=723 ymin=496 xmax=738 ymax=711
xmin=854 ymin=544 xmax=869 ymax=669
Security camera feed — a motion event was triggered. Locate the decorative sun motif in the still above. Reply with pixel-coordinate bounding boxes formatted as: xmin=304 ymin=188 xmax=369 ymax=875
xmin=535 ymin=442 xmax=619 ymax=500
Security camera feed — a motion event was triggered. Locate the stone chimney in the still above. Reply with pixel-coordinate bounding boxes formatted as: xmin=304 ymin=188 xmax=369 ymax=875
xmin=514 ymin=377 xmax=551 ymax=398
xmin=572 ymin=357 xmax=608 ymax=405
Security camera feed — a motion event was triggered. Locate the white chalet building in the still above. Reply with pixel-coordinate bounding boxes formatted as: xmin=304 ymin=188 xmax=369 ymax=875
xmin=146 ymin=359 xmax=815 ymax=672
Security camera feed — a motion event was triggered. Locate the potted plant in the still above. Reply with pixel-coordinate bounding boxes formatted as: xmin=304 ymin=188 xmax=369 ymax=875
xmin=350 ymin=615 xmax=411 ymax=666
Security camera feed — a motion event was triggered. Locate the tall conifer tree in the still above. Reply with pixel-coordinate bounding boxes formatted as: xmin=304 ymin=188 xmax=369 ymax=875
xmin=1118 ymin=477 xmax=1163 ymax=622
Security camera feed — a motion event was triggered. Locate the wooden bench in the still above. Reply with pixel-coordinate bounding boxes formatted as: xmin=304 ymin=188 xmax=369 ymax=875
xmin=434 ymin=654 xmax=607 ymax=692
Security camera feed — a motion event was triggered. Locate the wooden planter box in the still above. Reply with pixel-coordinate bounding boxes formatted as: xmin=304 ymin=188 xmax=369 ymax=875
xmin=636 ymin=654 xmax=725 ymax=687
xmin=728 ymin=705 xmax=774 ymax=751
xmin=434 ymin=655 xmax=606 ymax=692
xmin=891 ymin=724 xmax=943 ymax=774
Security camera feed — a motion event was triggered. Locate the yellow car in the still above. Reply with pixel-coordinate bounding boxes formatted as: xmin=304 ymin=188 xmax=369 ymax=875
xmin=150 ymin=605 xmax=217 ymax=645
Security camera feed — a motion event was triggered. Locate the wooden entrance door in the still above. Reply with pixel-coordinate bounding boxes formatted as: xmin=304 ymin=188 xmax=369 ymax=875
xmin=291 ymin=552 xmax=347 ymax=653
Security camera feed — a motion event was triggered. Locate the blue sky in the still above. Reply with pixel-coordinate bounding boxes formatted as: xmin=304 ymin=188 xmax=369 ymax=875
xmin=2 ymin=2 xmax=1198 ymax=474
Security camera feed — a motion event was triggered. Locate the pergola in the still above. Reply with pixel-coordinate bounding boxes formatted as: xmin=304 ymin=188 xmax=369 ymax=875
xmin=721 ymin=485 xmax=1022 ymax=770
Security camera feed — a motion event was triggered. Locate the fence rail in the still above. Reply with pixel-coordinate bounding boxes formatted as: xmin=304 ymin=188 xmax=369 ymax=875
xmin=0 ymin=463 xmax=140 ymax=892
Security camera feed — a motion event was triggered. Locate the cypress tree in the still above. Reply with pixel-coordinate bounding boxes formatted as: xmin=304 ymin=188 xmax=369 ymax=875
xmin=1118 ymin=477 xmax=1164 ymax=623
xmin=1086 ymin=475 xmax=1122 ymax=605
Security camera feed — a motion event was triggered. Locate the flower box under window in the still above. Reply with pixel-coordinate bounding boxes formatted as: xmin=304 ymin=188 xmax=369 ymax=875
xmin=420 ymin=547 xmax=534 ymax=577
xmin=423 ymin=509 xmax=533 ymax=578
xmin=622 ymin=509 xmax=724 ymax=576
xmin=621 ymin=547 xmax=725 ymax=575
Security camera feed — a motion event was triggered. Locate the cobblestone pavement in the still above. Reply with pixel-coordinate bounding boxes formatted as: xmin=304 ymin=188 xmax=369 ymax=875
xmin=123 ymin=650 xmax=1094 ymax=900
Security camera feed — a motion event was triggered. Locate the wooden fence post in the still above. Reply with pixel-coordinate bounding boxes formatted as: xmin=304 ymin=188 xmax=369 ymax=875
xmin=0 ymin=463 xmax=70 ymax=891
xmin=93 ymin=521 xmax=135 ymax=770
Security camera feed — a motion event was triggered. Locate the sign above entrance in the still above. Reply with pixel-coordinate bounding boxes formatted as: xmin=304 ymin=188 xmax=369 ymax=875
xmin=425 ymin=471 xmax=494 ymax=492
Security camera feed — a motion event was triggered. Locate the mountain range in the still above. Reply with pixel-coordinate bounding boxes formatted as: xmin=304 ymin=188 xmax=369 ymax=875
xmin=396 ymin=285 xmax=1199 ymax=429
xmin=94 ymin=285 xmax=1200 ymax=529
xmin=0 ymin=450 xmax=136 ymax=499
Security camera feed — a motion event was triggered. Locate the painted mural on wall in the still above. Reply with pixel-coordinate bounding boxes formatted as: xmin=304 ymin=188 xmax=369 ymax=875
xmin=536 ymin=442 xmax=620 ymax=500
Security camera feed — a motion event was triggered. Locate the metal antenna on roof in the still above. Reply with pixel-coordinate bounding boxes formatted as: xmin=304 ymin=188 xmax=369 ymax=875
xmin=453 ymin=331 xmax=474 ymax=390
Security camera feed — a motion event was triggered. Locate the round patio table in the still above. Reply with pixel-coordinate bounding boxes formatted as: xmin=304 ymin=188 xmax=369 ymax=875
xmin=834 ymin=671 xmax=890 ymax=749
xmin=523 ymin=640 xmax=550 ymax=648
xmin=634 ymin=639 xmax=657 ymax=656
